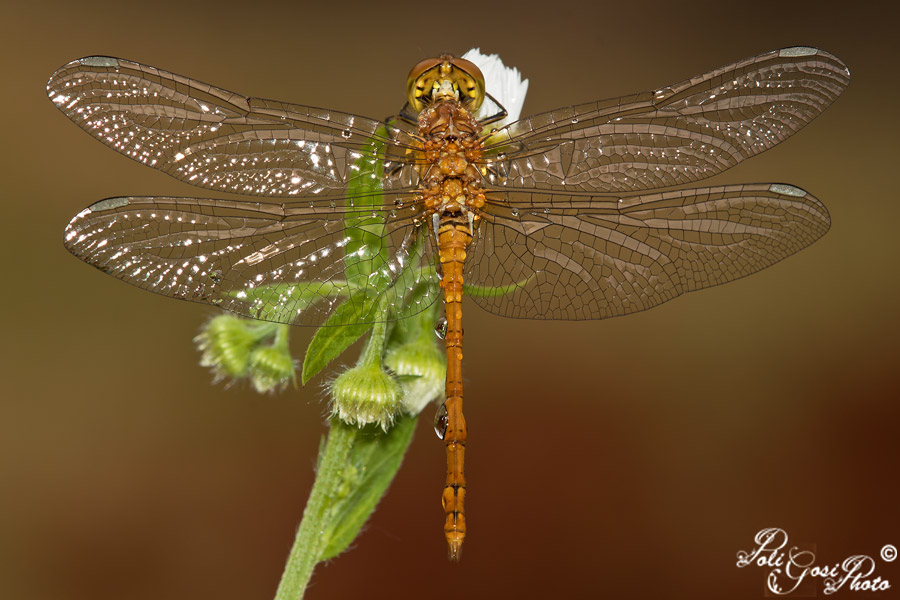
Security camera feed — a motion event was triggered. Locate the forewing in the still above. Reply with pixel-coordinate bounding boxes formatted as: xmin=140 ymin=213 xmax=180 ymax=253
xmin=47 ymin=57 xmax=420 ymax=197
xmin=467 ymin=184 xmax=829 ymax=320
xmin=484 ymin=47 xmax=849 ymax=192
xmin=64 ymin=195 xmax=438 ymax=326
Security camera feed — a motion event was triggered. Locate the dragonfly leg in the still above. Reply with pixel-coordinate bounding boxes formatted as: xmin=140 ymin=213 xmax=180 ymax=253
xmin=432 ymin=213 xmax=441 ymax=244
xmin=386 ymin=102 xmax=420 ymax=127
xmin=477 ymin=91 xmax=508 ymax=126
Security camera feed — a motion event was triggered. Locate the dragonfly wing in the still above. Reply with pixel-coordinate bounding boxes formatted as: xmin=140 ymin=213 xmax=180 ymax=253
xmin=483 ymin=47 xmax=849 ymax=192
xmin=466 ymin=184 xmax=829 ymax=320
xmin=64 ymin=195 xmax=438 ymax=326
xmin=47 ymin=57 xmax=421 ymax=197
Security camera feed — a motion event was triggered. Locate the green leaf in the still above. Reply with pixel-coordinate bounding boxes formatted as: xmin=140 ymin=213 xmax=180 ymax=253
xmin=464 ymin=275 xmax=534 ymax=298
xmin=229 ymin=281 xmax=348 ymax=322
xmin=301 ymin=294 xmax=377 ymax=384
xmin=343 ymin=126 xmax=391 ymax=291
xmin=274 ymin=415 xmax=420 ymax=598
xmin=381 ymin=229 xmax=437 ymax=316
xmin=299 ymin=129 xmax=419 ymax=385
xmin=389 ymin=279 xmax=441 ymax=342
xmin=319 ymin=415 xmax=417 ymax=560
xmin=393 ymin=373 xmax=424 ymax=385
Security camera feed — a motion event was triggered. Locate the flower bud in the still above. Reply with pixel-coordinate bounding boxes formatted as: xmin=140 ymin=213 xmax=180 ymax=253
xmin=385 ymin=338 xmax=446 ymax=415
xmin=195 ymin=315 xmax=262 ymax=380
xmin=330 ymin=364 xmax=402 ymax=431
xmin=249 ymin=344 xmax=297 ymax=393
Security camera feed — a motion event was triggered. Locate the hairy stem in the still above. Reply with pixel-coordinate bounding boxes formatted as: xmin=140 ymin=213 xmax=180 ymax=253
xmin=273 ymin=296 xmax=430 ymax=598
xmin=273 ymin=413 xmax=418 ymax=600
xmin=274 ymin=419 xmax=355 ymax=600
xmin=359 ymin=319 xmax=388 ymax=367
xmin=359 ymin=297 xmax=390 ymax=368
xmin=273 ymin=324 xmax=292 ymax=352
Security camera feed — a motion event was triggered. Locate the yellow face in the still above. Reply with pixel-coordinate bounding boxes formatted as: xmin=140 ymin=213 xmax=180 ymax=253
xmin=406 ymin=55 xmax=485 ymax=113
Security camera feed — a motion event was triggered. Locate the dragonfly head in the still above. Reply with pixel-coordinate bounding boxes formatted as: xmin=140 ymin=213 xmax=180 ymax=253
xmin=407 ymin=54 xmax=485 ymax=114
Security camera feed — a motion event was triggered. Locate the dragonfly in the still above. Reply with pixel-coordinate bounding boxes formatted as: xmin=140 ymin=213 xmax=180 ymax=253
xmin=49 ymin=47 xmax=849 ymax=560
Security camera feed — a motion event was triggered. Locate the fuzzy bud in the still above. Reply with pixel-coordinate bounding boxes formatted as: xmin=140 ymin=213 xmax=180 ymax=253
xmin=249 ymin=345 xmax=297 ymax=393
xmin=330 ymin=364 xmax=402 ymax=431
xmin=195 ymin=315 xmax=262 ymax=379
xmin=385 ymin=338 xmax=446 ymax=415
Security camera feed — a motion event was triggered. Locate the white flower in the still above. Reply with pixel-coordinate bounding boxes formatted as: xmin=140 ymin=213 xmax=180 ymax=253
xmin=461 ymin=48 xmax=529 ymax=127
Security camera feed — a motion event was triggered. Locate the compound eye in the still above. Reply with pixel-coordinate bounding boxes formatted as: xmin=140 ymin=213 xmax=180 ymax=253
xmin=463 ymin=77 xmax=477 ymax=98
xmin=406 ymin=56 xmax=487 ymax=113
xmin=407 ymin=58 xmax=443 ymax=111
xmin=448 ymin=60 xmax=485 ymax=112
xmin=407 ymin=58 xmax=442 ymax=83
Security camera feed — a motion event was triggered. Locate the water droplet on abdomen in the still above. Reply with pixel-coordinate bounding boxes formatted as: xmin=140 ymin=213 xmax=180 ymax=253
xmin=435 ymin=317 xmax=448 ymax=339
xmin=434 ymin=402 xmax=448 ymax=440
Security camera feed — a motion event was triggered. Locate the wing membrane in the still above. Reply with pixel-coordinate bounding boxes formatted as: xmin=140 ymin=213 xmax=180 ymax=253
xmin=64 ymin=195 xmax=437 ymax=326
xmin=47 ymin=57 xmax=421 ymax=198
xmin=467 ymin=184 xmax=829 ymax=320
xmin=483 ymin=47 xmax=849 ymax=192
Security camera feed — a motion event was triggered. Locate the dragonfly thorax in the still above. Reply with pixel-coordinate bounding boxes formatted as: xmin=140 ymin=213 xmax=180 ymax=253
xmin=417 ymin=101 xmax=487 ymax=225
xmin=418 ymin=101 xmax=480 ymax=140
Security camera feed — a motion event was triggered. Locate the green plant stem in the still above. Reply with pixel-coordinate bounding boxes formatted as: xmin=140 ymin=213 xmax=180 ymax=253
xmin=359 ymin=319 xmax=387 ymax=367
xmin=359 ymin=298 xmax=390 ymax=368
xmin=273 ymin=324 xmax=291 ymax=352
xmin=274 ymin=419 xmax=355 ymax=600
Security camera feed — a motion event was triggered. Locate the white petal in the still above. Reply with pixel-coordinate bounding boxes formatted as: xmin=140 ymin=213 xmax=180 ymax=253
xmin=461 ymin=48 xmax=529 ymax=127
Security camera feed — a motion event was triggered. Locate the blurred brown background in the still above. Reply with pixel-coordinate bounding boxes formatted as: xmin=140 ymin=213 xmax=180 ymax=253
xmin=2 ymin=1 xmax=898 ymax=598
